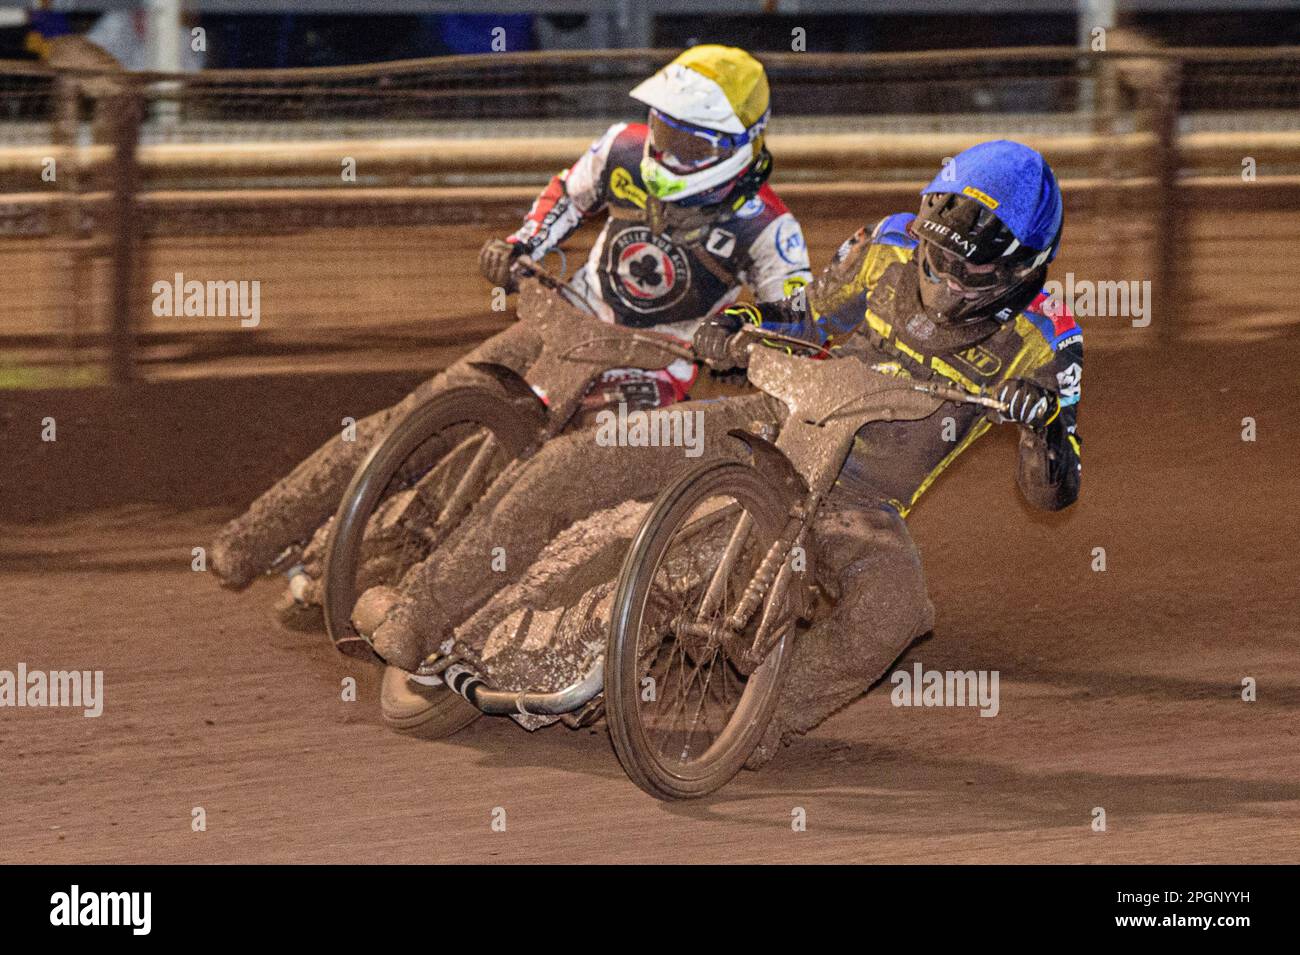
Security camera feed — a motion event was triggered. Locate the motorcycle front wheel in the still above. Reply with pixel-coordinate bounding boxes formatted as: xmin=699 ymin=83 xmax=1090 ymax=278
xmin=606 ymin=460 xmax=797 ymax=800
xmin=323 ymin=385 xmax=543 ymax=662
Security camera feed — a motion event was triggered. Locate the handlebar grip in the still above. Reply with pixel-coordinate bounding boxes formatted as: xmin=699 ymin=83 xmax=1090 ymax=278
xmin=724 ymin=332 xmax=752 ymax=369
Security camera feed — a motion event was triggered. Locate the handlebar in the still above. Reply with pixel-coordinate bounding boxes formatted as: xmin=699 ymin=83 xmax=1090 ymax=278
xmin=715 ymin=324 xmax=834 ymax=369
xmin=732 ymin=324 xmax=835 ymax=361
xmin=908 ymin=378 xmax=1009 ymax=413
xmin=514 ymin=265 xmax=1006 ymax=414
xmin=509 ymin=255 xmax=559 ymax=288
xmin=510 ymin=255 xmax=592 ymax=311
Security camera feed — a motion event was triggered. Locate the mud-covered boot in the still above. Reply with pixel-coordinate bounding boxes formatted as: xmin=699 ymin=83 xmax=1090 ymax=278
xmin=370 ymin=591 xmax=456 ymax=673
xmin=352 ymin=585 xmax=402 ymax=640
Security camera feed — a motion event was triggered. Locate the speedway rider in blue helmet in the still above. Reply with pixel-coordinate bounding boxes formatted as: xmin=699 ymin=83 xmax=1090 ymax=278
xmin=694 ymin=140 xmax=1084 ymax=762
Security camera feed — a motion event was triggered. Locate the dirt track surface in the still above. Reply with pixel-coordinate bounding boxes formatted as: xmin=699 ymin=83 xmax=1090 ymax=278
xmin=3 ymin=323 xmax=1298 ymax=865
xmin=5 ymin=190 xmax=1300 ymax=863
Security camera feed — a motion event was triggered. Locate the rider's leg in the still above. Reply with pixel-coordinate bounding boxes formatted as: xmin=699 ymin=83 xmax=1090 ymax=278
xmin=208 ymin=321 xmax=544 ymax=590
xmin=452 ymin=498 xmax=652 ymax=698
xmin=747 ymin=502 xmax=934 ymax=768
xmin=371 ymin=392 xmax=780 ymax=670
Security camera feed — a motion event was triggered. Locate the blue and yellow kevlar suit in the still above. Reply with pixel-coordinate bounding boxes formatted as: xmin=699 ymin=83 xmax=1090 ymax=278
xmin=735 ymin=212 xmax=1083 ymax=517
xmin=722 ymin=212 xmax=1085 ymax=760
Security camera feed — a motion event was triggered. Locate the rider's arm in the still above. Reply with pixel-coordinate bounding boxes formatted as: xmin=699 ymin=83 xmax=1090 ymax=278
xmin=739 ymin=217 xmax=894 ymax=346
xmin=743 ymin=212 xmax=813 ymax=304
xmin=702 ymin=216 xmax=894 ymax=356
xmin=505 ymin=123 xmax=619 ymax=259
xmin=1014 ymin=337 xmax=1083 ymax=511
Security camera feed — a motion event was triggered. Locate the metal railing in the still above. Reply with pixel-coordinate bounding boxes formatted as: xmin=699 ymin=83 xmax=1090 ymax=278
xmin=2 ymin=44 xmax=1298 ymax=382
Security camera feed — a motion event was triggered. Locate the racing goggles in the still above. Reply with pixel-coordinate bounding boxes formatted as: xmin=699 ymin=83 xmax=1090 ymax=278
xmin=647 ymin=108 xmax=766 ymax=175
xmin=919 ymin=238 xmax=1022 ymax=295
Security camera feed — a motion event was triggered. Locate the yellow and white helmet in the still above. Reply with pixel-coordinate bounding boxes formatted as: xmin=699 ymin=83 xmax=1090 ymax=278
xmin=629 ymin=45 xmax=770 ymax=204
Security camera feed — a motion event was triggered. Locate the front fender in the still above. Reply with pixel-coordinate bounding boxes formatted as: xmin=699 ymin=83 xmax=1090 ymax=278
xmin=726 ymin=428 xmax=807 ymax=501
xmin=467 ymin=360 xmax=549 ymax=410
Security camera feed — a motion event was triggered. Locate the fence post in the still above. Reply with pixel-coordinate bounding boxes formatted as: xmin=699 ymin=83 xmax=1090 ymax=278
xmin=104 ymin=77 xmax=144 ymax=385
xmin=52 ymin=76 xmax=87 ymax=371
xmin=1115 ymin=30 xmax=1183 ymax=346
xmin=1149 ymin=53 xmax=1182 ymax=347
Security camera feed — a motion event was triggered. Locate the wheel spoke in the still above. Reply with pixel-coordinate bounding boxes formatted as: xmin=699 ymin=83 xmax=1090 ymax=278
xmin=629 ymin=488 xmax=790 ymax=776
xmin=680 ymin=646 xmax=723 ymax=761
xmin=325 ymin=393 xmax=530 ymax=654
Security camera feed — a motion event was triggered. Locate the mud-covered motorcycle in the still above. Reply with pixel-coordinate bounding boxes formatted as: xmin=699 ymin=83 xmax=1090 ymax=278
xmin=602 ymin=331 xmax=1009 ymax=799
xmin=319 ymin=259 xmax=697 ymax=734
xmin=209 ymin=257 xmax=680 ymax=601
xmin=369 ymin=319 xmax=1009 ymax=797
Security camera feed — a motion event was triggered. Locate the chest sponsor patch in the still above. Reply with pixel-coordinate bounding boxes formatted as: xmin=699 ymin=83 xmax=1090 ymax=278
xmin=735 ymin=195 xmax=765 ymax=219
xmin=951 ymin=344 xmax=1003 ymax=378
xmin=609 ymin=167 xmax=647 ymax=209
xmin=605 ymin=227 xmax=693 ymax=314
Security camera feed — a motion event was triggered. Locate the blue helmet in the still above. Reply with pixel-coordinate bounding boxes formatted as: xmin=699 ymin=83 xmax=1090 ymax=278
xmin=912 ymin=141 xmax=1063 ymax=326
xmin=918 ymin=139 xmax=1063 ymax=266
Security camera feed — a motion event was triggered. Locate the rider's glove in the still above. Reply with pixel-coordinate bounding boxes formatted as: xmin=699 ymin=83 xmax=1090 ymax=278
xmin=693 ymin=304 xmax=761 ymax=370
xmin=479 ymin=238 xmax=522 ymax=292
xmin=991 ymin=378 xmax=1059 ymax=434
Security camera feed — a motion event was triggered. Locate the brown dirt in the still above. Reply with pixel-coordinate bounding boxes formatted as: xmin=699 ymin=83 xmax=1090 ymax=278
xmin=1 ymin=212 xmax=1298 ymax=864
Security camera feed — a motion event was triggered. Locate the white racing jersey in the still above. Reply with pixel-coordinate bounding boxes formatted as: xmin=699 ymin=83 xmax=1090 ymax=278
xmin=508 ymin=121 xmax=812 ymax=342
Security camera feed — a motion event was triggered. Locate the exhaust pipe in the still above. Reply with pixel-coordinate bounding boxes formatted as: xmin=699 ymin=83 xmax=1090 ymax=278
xmin=442 ymin=659 xmax=603 ymax=717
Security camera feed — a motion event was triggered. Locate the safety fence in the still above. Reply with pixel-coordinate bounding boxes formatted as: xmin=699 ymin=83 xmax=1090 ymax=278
xmin=1 ymin=44 xmax=1298 ymax=383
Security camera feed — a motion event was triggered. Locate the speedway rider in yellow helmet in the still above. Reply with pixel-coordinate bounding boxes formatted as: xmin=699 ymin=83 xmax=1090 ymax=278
xmin=634 ymin=45 xmax=774 ymax=205
xmin=479 ymin=45 xmax=812 ymax=403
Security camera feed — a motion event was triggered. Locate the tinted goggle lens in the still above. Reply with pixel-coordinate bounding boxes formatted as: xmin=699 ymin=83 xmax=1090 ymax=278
xmin=921 ymin=241 xmax=1013 ymax=291
xmin=648 ymin=111 xmax=734 ymax=174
